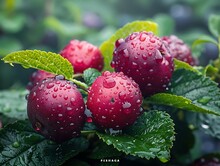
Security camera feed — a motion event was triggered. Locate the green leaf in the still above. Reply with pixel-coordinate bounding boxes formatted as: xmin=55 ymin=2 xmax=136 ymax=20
xmin=192 ymin=35 xmax=218 ymax=48
xmin=100 ymin=21 xmax=158 ymax=71
xmin=0 ymin=90 xmax=27 ymax=120
xmin=208 ymin=14 xmax=220 ymax=38
xmin=97 ymin=111 xmax=175 ymax=163
xmin=0 ymin=120 xmax=89 ymax=166
xmin=83 ymin=68 xmax=101 ymax=86
xmin=2 ymin=50 xmax=73 ymax=80
xmin=147 ymin=69 xmax=220 ymax=116
xmin=174 ymin=59 xmax=199 ymax=73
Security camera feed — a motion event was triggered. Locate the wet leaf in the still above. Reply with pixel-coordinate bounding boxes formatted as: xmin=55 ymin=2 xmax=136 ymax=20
xmin=0 ymin=89 xmax=27 ymax=120
xmin=147 ymin=69 xmax=220 ymax=116
xmin=97 ymin=111 xmax=175 ymax=162
xmin=83 ymin=68 xmax=101 ymax=86
xmin=0 ymin=120 xmax=89 ymax=166
xmin=2 ymin=50 xmax=73 ymax=80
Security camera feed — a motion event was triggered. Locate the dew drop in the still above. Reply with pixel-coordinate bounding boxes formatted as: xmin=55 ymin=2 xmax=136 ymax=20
xmin=31 ymin=92 xmax=37 ymax=100
xmin=70 ymin=98 xmax=76 ymax=106
xmin=115 ymin=38 xmax=124 ymax=47
xmin=155 ymin=50 xmax=163 ymax=63
xmin=201 ymin=123 xmax=209 ymax=129
xmin=139 ymin=33 xmax=147 ymax=41
xmin=58 ymin=114 xmax=63 ymax=117
xmin=197 ymin=96 xmax=211 ymax=105
xmin=123 ymin=49 xmax=129 ymax=58
xmin=131 ymin=62 xmax=138 ymax=69
xmin=103 ymin=77 xmax=116 ymax=89
xmin=55 ymin=75 xmax=65 ymax=80
xmin=119 ymin=91 xmax=126 ymax=100
xmin=54 ymin=87 xmax=58 ymax=92
xmin=142 ymin=54 xmax=147 ymax=60
xmin=106 ymin=128 xmax=122 ymax=135
xmin=76 ymin=59 xmax=83 ymax=64
xmin=64 ymin=95 xmax=68 ymax=100
xmin=52 ymin=94 xmax=57 ymax=98
xmin=12 ymin=141 xmax=20 ymax=148
xmin=47 ymin=83 xmax=54 ymax=89
xmin=67 ymin=107 xmax=72 ymax=111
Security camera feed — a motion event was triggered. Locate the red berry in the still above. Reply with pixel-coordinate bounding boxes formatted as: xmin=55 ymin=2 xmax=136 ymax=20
xmin=111 ymin=31 xmax=174 ymax=97
xmin=27 ymin=75 xmax=86 ymax=143
xmin=86 ymin=71 xmax=143 ymax=130
xmin=162 ymin=35 xmax=197 ymax=66
xmin=191 ymin=155 xmax=220 ymax=166
xmin=60 ymin=40 xmax=104 ymax=73
xmin=27 ymin=70 xmax=55 ymax=91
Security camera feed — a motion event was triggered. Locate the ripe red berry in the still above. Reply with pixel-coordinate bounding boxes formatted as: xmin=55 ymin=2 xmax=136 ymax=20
xmin=190 ymin=155 xmax=220 ymax=166
xmin=162 ymin=35 xmax=197 ymax=66
xmin=27 ymin=70 xmax=55 ymax=91
xmin=27 ymin=75 xmax=86 ymax=143
xmin=60 ymin=40 xmax=104 ymax=73
xmin=111 ymin=31 xmax=174 ymax=97
xmin=86 ymin=71 xmax=143 ymax=130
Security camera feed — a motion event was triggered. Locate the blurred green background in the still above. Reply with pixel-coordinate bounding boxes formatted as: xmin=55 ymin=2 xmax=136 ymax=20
xmin=0 ymin=0 xmax=220 ymax=90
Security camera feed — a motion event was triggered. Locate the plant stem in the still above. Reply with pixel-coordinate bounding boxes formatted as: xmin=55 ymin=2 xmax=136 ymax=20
xmin=81 ymin=130 xmax=96 ymax=134
xmin=69 ymin=78 xmax=88 ymax=93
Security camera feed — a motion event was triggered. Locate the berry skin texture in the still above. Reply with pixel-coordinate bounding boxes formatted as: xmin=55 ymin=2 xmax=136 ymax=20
xmin=111 ymin=31 xmax=174 ymax=97
xmin=162 ymin=35 xmax=197 ymax=66
xmin=27 ymin=70 xmax=55 ymax=91
xmin=86 ymin=71 xmax=143 ymax=130
xmin=190 ymin=155 xmax=220 ymax=166
xmin=60 ymin=40 xmax=104 ymax=73
xmin=27 ymin=76 xmax=86 ymax=143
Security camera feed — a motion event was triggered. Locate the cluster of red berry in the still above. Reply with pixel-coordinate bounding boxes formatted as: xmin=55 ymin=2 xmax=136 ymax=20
xmin=26 ymin=31 xmax=196 ymax=143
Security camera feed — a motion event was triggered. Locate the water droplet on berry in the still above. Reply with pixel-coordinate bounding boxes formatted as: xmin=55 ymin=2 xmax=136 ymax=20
xmin=66 ymin=107 xmax=72 ymax=111
xmin=106 ymin=128 xmax=122 ymax=135
xmin=55 ymin=75 xmax=65 ymax=80
xmin=58 ymin=114 xmax=63 ymax=117
xmin=70 ymin=97 xmax=76 ymax=106
xmin=64 ymin=95 xmax=68 ymax=100
xmin=119 ymin=91 xmax=126 ymax=100
xmin=115 ymin=38 xmax=124 ymax=47
xmin=47 ymin=83 xmax=54 ymax=89
xmin=155 ymin=50 xmax=163 ymax=63
xmin=140 ymin=45 xmax=144 ymax=50
xmin=150 ymin=38 xmax=156 ymax=43
xmin=103 ymin=77 xmax=116 ymax=89
xmin=131 ymin=62 xmax=138 ymax=69
xmin=110 ymin=61 xmax=115 ymax=68
xmin=76 ymin=59 xmax=83 ymax=64
xmin=142 ymin=54 xmax=147 ymax=60
xmin=52 ymin=93 xmax=57 ymax=98
xmin=25 ymin=94 xmax=29 ymax=100
xmin=122 ymin=102 xmax=131 ymax=109
xmin=139 ymin=33 xmax=147 ymax=41
xmin=123 ymin=49 xmax=129 ymax=58
xmin=70 ymin=123 xmax=74 ymax=126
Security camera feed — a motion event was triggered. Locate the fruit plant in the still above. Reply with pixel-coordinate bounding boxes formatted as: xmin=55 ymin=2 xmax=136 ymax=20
xmin=0 ymin=15 xmax=220 ymax=166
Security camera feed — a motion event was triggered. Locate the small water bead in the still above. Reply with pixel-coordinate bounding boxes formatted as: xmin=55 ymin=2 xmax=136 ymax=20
xmin=115 ymin=38 xmax=124 ymax=47
xmin=64 ymin=95 xmax=68 ymax=100
xmin=52 ymin=93 xmax=57 ymax=98
xmin=55 ymin=75 xmax=65 ymax=80
xmin=47 ymin=83 xmax=54 ymax=89
xmin=66 ymin=107 xmax=73 ymax=111
xmin=155 ymin=50 xmax=163 ymax=63
xmin=58 ymin=114 xmax=63 ymax=117
xmin=123 ymin=49 xmax=129 ymax=58
xmin=12 ymin=141 xmax=20 ymax=148
xmin=122 ymin=102 xmax=131 ymax=109
xmin=139 ymin=33 xmax=147 ymax=42
xmin=103 ymin=77 xmax=116 ymax=89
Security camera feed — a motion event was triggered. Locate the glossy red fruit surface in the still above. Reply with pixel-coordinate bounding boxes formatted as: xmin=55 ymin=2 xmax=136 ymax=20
xmin=27 ymin=70 xmax=55 ymax=91
xmin=27 ymin=75 xmax=86 ymax=143
xmin=162 ymin=35 xmax=197 ymax=66
xmin=87 ymin=71 xmax=143 ymax=130
xmin=60 ymin=40 xmax=104 ymax=73
xmin=111 ymin=31 xmax=174 ymax=97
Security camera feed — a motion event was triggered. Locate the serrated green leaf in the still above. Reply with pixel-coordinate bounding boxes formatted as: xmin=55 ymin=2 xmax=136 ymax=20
xmin=0 ymin=90 xmax=27 ymax=120
xmin=2 ymin=50 xmax=73 ymax=80
xmin=0 ymin=120 xmax=89 ymax=166
xmin=192 ymin=35 xmax=218 ymax=48
xmin=83 ymin=68 xmax=101 ymax=86
xmin=100 ymin=21 xmax=158 ymax=71
xmin=97 ymin=111 xmax=175 ymax=162
xmin=174 ymin=59 xmax=199 ymax=73
xmin=147 ymin=69 xmax=220 ymax=116
xmin=208 ymin=14 xmax=220 ymax=38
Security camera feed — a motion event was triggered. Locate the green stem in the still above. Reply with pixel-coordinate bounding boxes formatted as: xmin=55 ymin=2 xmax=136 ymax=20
xmin=69 ymin=78 xmax=88 ymax=93
xmin=73 ymin=73 xmax=83 ymax=78
xmin=81 ymin=130 xmax=96 ymax=134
